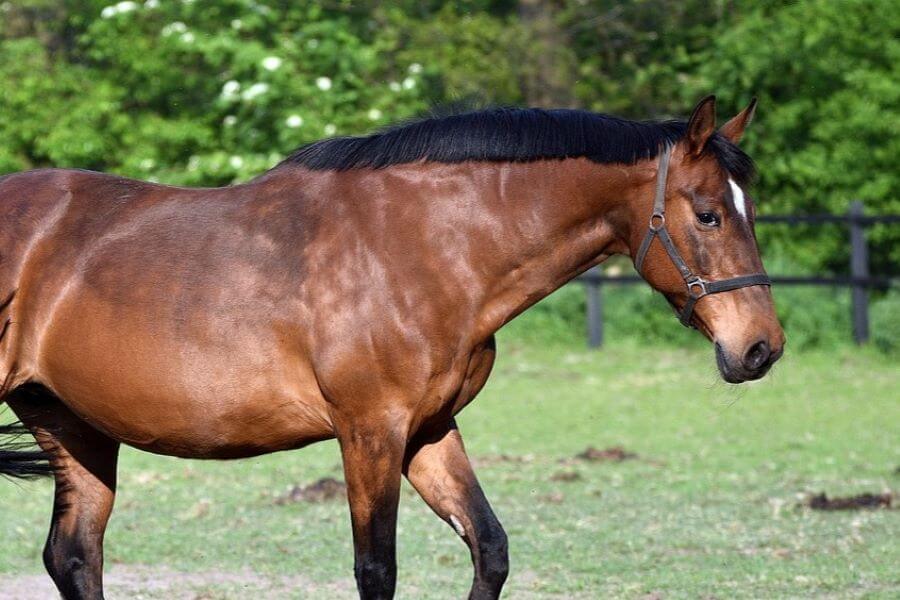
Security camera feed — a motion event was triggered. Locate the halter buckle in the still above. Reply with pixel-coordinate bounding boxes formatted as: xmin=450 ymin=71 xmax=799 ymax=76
xmin=649 ymin=212 xmax=665 ymax=231
xmin=686 ymin=277 xmax=708 ymax=299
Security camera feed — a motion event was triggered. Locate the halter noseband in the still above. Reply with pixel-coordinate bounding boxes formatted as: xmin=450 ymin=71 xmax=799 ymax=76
xmin=633 ymin=144 xmax=771 ymax=328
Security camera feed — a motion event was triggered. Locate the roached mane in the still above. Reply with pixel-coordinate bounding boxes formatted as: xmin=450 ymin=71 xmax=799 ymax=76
xmin=282 ymin=106 xmax=755 ymax=186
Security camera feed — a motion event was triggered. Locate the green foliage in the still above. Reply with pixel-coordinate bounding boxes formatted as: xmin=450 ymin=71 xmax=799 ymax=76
xmin=696 ymin=0 xmax=900 ymax=274
xmin=0 ymin=0 xmax=431 ymax=184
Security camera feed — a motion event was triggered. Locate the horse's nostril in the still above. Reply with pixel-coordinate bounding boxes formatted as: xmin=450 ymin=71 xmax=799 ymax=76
xmin=743 ymin=340 xmax=770 ymax=371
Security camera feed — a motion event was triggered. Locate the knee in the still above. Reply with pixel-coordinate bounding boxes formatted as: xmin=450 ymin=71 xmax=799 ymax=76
xmin=355 ymin=556 xmax=396 ymax=599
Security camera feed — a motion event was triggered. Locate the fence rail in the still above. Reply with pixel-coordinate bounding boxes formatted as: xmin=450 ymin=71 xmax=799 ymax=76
xmin=577 ymin=200 xmax=899 ymax=348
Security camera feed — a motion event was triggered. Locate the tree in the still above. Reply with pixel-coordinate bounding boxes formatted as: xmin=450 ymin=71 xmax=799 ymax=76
xmin=694 ymin=0 xmax=900 ymax=274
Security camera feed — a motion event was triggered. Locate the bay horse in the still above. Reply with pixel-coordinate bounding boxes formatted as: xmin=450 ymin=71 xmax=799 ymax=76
xmin=0 ymin=95 xmax=784 ymax=599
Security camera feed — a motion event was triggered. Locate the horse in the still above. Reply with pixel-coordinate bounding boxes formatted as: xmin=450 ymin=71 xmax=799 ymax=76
xmin=0 ymin=95 xmax=784 ymax=599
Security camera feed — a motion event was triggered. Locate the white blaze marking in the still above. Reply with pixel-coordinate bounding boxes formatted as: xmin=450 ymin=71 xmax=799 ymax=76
xmin=728 ymin=178 xmax=747 ymax=220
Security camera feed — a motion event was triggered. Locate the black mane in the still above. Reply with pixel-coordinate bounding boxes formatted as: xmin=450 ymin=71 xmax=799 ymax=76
xmin=283 ymin=107 xmax=755 ymax=185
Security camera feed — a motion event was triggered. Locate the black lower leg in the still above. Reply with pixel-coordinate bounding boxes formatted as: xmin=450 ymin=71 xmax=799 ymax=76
xmin=8 ymin=391 xmax=118 ymax=600
xmin=467 ymin=490 xmax=509 ymax=599
xmin=339 ymin=422 xmax=406 ymax=600
xmin=353 ymin=518 xmax=398 ymax=599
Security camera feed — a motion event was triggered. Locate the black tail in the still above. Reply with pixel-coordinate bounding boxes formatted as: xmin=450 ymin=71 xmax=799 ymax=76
xmin=0 ymin=421 xmax=51 ymax=479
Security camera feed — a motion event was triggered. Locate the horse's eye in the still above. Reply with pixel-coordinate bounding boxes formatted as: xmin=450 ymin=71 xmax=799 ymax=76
xmin=696 ymin=212 xmax=720 ymax=226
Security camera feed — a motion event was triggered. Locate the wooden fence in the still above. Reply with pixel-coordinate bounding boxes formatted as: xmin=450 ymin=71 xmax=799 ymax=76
xmin=578 ymin=200 xmax=900 ymax=347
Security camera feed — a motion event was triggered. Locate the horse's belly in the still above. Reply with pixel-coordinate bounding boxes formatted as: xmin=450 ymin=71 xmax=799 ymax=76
xmin=41 ymin=353 xmax=334 ymax=459
xmin=33 ymin=292 xmax=334 ymax=459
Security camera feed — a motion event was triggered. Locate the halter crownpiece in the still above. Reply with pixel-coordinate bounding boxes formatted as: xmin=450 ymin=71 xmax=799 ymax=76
xmin=633 ymin=144 xmax=771 ymax=328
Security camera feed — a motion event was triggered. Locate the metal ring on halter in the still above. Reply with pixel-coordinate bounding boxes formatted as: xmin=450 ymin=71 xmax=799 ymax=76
xmin=686 ymin=277 xmax=708 ymax=299
xmin=649 ymin=213 xmax=665 ymax=231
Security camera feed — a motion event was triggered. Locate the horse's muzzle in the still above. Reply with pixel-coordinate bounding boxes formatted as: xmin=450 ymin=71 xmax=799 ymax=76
xmin=715 ymin=340 xmax=783 ymax=383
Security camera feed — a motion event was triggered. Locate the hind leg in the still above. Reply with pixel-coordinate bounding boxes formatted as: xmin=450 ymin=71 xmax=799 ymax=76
xmin=7 ymin=390 xmax=119 ymax=600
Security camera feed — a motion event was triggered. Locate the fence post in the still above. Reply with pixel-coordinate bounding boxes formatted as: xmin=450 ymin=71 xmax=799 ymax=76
xmin=586 ymin=267 xmax=603 ymax=348
xmin=848 ymin=200 xmax=870 ymax=344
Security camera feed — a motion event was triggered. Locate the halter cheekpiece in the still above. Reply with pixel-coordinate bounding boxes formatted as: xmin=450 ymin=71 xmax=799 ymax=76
xmin=633 ymin=144 xmax=771 ymax=328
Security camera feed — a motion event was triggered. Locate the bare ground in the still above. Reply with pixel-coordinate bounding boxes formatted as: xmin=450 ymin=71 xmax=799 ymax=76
xmin=0 ymin=565 xmax=358 ymax=600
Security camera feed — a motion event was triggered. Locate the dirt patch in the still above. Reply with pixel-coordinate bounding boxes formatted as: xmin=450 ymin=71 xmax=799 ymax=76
xmin=806 ymin=492 xmax=893 ymax=511
xmin=574 ymin=445 xmax=638 ymax=462
xmin=550 ymin=470 xmax=582 ymax=482
xmin=537 ymin=492 xmax=565 ymax=504
xmin=275 ymin=477 xmax=346 ymax=505
xmin=0 ymin=565 xmax=357 ymax=599
xmin=471 ymin=453 xmax=534 ymax=467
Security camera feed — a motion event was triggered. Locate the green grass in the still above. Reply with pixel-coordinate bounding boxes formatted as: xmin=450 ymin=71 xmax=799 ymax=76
xmin=1 ymin=339 xmax=898 ymax=599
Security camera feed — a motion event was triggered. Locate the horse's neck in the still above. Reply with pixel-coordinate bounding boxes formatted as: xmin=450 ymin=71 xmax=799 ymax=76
xmin=269 ymin=158 xmax=649 ymax=338
xmin=459 ymin=159 xmax=646 ymax=335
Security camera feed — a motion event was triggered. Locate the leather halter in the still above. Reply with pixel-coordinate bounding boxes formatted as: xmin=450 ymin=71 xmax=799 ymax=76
xmin=634 ymin=144 xmax=771 ymax=328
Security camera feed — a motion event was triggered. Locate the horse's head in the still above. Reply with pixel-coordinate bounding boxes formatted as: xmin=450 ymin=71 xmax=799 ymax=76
xmin=629 ymin=96 xmax=785 ymax=383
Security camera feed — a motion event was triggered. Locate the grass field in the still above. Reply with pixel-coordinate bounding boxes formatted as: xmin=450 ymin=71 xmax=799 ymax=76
xmin=1 ymin=339 xmax=897 ymax=599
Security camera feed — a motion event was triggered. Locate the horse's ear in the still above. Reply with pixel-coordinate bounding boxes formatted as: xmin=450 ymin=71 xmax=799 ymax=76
xmin=719 ymin=97 xmax=758 ymax=144
xmin=686 ymin=95 xmax=717 ymax=156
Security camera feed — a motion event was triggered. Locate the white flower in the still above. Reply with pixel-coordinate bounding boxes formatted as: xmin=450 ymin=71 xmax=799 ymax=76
xmin=221 ymin=80 xmax=240 ymax=99
xmin=408 ymin=63 xmax=422 ymax=74
xmin=324 ymin=124 xmax=337 ymax=136
xmin=285 ymin=114 xmax=304 ymax=128
xmin=388 ymin=81 xmax=401 ymax=92
xmin=229 ymin=156 xmax=244 ymax=169
xmin=261 ymin=56 xmax=282 ymax=71
xmin=145 ymin=0 xmax=159 ymax=8
xmin=315 ymin=76 xmax=332 ymax=91
xmin=367 ymin=108 xmax=382 ymax=121
xmin=223 ymin=115 xmax=237 ymax=127
xmin=102 ymin=1 xmax=137 ymax=17
xmin=241 ymin=82 xmax=269 ymax=101
xmin=162 ymin=21 xmax=187 ymax=36
xmin=231 ymin=19 xmax=242 ymax=29
xmin=180 ymin=32 xmax=195 ymax=43
xmin=402 ymin=77 xmax=416 ymax=90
